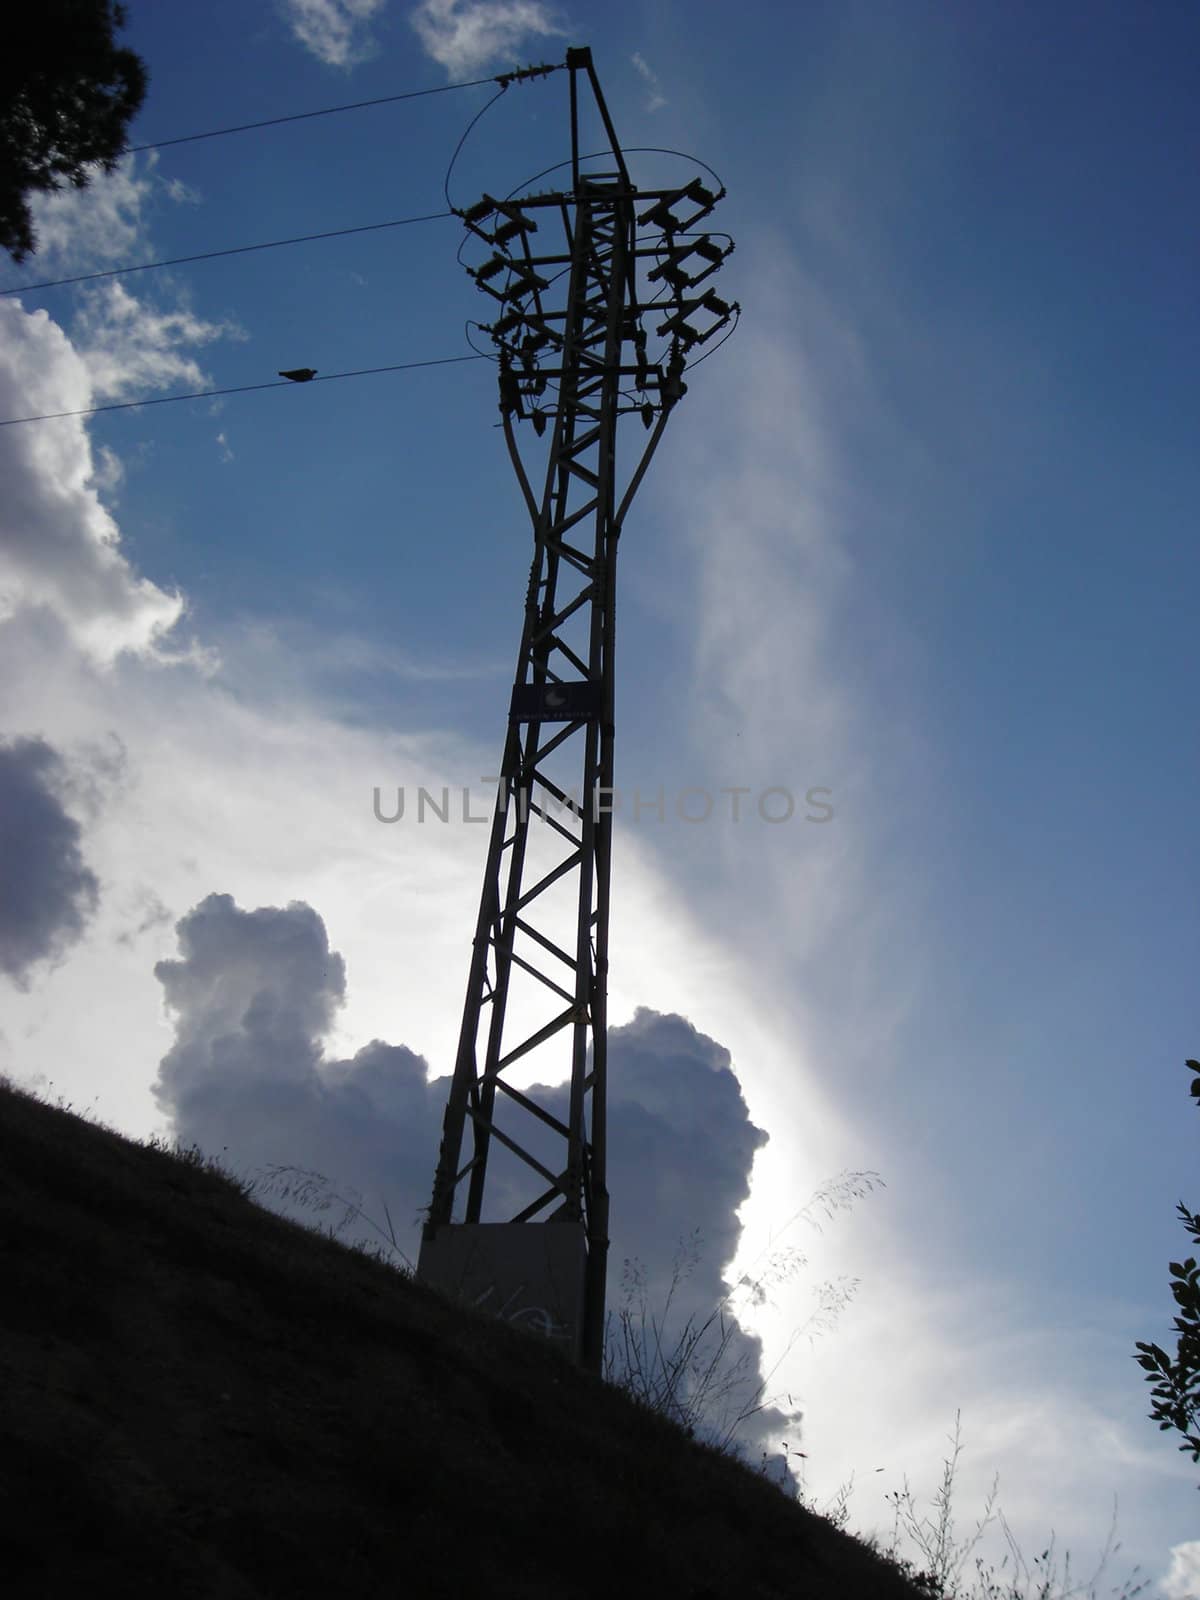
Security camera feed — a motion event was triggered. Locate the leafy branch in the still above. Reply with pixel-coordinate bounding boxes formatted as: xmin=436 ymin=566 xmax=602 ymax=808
xmin=1132 ymin=1059 xmax=1200 ymax=1482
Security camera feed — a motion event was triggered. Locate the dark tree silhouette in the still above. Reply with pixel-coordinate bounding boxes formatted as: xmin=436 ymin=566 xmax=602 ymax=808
xmin=1134 ymin=1058 xmax=1200 ymax=1485
xmin=1 ymin=2 xmax=148 ymax=265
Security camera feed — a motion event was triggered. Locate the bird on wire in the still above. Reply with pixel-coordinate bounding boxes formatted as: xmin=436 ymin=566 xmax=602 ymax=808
xmin=278 ymin=367 xmax=317 ymax=382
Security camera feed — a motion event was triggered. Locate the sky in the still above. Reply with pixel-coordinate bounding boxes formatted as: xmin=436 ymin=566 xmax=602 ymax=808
xmin=1 ymin=0 xmax=1197 ymax=1592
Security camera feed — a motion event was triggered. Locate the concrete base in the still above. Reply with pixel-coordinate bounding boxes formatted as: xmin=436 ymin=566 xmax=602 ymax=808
xmin=417 ymin=1220 xmax=587 ymax=1364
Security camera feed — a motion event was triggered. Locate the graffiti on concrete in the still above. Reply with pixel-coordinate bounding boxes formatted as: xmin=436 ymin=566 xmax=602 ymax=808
xmin=470 ymin=1278 xmax=574 ymax=1346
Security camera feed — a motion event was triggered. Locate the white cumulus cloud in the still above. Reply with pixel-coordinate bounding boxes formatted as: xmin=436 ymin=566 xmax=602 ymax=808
xmin=150 ymin=888 xmax=804 ymax=1476
xmin=71 ymin=281 xmax=241 ymax=404
xmin=0 ymin=122 xmax=243 ymax=668
xmin=23 ymin=154 xmax=201 ymax=275
xmin=1163 ymin=1541 xmax=1200 ymax=1600
xmin=283 ymin=0 xmax=388 ymax=67
xmin=26 ymin=157 xmax=155 ymax=271
xmin=0 ymin=299 xmax=186 ymax=664
xmin=410 ymin=0 xmax=565 ymax=77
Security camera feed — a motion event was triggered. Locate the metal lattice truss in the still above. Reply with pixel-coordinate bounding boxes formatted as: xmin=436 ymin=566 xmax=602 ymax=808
xmin=418 ymin=47 xmax=736 ymax=1373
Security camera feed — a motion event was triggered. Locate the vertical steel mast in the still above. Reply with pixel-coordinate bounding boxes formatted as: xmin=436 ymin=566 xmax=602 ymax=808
xmin=417 ymin=47 xmax=736 ymax=1376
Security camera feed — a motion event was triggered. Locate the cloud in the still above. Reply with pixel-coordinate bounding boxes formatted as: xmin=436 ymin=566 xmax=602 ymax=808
xmin=0 ymin=299 xmax=187 ymax=664
xmin=631 ymin=52 xmax=667 ymax=113
xmin=21 ymin=154 xmax=202 ymax=275
xmin=89 ymin=444 xmax=125 ymax=497
xmin=72 ymin=281 xmax=242 ymax=404
xmin=7 ymin=155 xmax=238 ymax=413
xmin=0 ymin=58 xmax=1187 ymax=1586
xmin=635 ymin=237 xmax=933 ymax=1070
xmin=1163 ymin=1543 xmax=1200 ymax=1600
xmin=609 ymin=239 xmax=1200 ymax=1583
xmin=162 ymin=177 xmax=202 ymax=207
xmin=26 ymin=156 xmax=156 ymax=271
xmin=151 ymin=889 xmax=801 ymax=1480
xmin=114 ymin=887 xmax=173 ymax=949
xmin=283 ymin=0 xmax=387 ymax=67
xmin=154 ymin=894 xmax=347 ymax=1115
xmin=410 ymin=0 xmax=565 ymax=77
xmin=2 ymin=145 xmax=240 ymax=668
xmin=0 ymin=737 xmax=100 ymax=989
xmin=0 ymin=603 xmax=501 ymax=1140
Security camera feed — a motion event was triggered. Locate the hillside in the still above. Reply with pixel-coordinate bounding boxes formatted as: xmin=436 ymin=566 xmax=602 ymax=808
xmin=0 ymin=1075 xmax=933 ymax=1599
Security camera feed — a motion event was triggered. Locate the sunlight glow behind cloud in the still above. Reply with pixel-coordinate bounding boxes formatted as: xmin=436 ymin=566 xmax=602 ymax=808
xmin=150 ymin=887 xmax=802 ymax=1480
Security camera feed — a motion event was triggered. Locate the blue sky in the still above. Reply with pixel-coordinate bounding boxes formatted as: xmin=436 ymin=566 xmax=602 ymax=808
xmin=1 ymin=1 xmax=1197 ymax=1593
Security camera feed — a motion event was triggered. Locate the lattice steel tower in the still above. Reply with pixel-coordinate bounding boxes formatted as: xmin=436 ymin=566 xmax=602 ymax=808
xmin=416 ymin=47 xmax=736 ymax=1377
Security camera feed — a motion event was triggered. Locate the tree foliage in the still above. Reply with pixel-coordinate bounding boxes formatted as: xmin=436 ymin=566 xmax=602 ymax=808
xmin=1133 ymin=1058 xmax=1200 ymax=1483
xmin=1 ymin=2 xmax=148 ymax=264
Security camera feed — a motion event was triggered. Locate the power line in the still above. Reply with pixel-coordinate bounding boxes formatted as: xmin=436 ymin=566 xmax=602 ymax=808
xmin=0 ymin=355 xmax=487 ymax=428
xmin=123 ymin=76 xmax=497 ymax=154
xmin=122 ymin=61 xmax=563 ymax=155
xmin=2 ymin=211 xmax=453 ymax=297
xmin=444 ymin=85 xmax=510 ymax=211
xmin=2 ymin=63 xmax=567 ymax=299
xmin=504 ymin=146 xmax=728 ymax=204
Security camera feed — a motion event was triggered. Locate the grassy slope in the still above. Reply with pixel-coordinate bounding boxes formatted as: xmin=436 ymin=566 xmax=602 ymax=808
xmin=0 ymin=1076 xmax=932 ymax=1599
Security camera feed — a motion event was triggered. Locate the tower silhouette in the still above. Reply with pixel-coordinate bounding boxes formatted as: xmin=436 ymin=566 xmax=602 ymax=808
xmin=416 ymin=46 xmax=736 ymax=1376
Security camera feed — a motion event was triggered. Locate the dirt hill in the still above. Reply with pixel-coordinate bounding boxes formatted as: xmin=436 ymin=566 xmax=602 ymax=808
xmin=0 ymin=1074 xmax=932 ymax=1599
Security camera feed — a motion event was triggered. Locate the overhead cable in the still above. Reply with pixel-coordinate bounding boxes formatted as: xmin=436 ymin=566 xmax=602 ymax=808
xmin=504 ymin=147 xmax=727 ymax=204
xmin=444 ymin=85 xmax=512 ymax=211
xmin=2 ymin=211 xmax=454 ymax=297
xmin=0 ymin=355 xmax=487 ymax=428
xmin=124 ymin=76 xmax=497 ymax=154
xmin=123 ymin=61 xmax=563 ymax=155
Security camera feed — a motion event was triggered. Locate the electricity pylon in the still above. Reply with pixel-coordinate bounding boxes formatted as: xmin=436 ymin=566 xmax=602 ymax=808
xmin=416 ymin=46 xmax=736 ymax=1377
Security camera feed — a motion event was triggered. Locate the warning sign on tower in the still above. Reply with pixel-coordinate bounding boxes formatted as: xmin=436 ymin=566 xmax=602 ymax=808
xmin=510 ymin=681 xmax=601 ymax=722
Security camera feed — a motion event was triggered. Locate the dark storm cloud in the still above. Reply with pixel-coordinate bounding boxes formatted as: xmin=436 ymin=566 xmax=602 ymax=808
xmin=0 ymin=736 xmax=100 ymax=987
xmin=152 ymin=892 xmax=803 ymax=1488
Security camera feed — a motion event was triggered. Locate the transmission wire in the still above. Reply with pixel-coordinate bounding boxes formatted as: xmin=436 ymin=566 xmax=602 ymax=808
xmin=124 ymin=76 xmax=498 ymax=154
xmin=1 ymin=211 xmax=454 ymax=297
xmin=0 ymin=355 xmax=486 ymax=428
xmin=443 ymin=84 xmax=511 ymax=211
xmin=503 ymin=146 xmax=727 ymax=203
xmin=5 ymin=68 xmax=563 ymax=298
